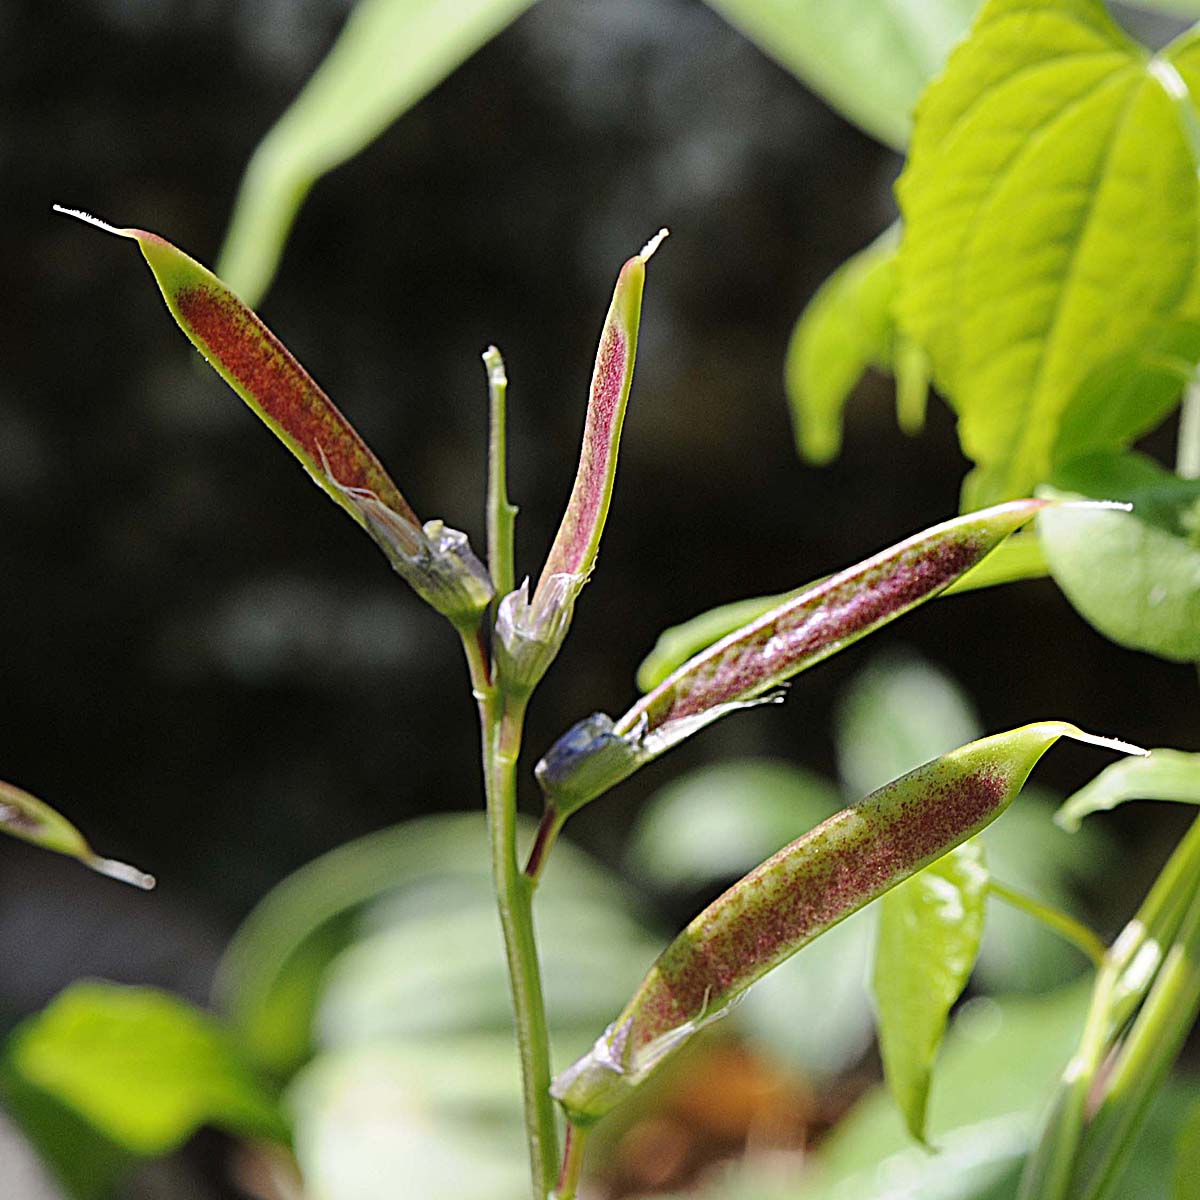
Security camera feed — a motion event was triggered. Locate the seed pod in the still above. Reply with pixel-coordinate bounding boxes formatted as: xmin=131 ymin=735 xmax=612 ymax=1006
xmin=551 ymin=722 xmax=1143 ymax=1126
xmin=56 ymin=207 xmax=492 ymax=629
xmin=503 ymin=231 xmax=666 ymax=691
xmin=0 ymin=779 xmax=154 ymax=889
xmin=537 ymin=500 xmax=1050 ymax=818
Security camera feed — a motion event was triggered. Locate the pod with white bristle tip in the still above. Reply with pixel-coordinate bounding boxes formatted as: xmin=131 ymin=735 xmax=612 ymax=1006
xmin=89 ymin=856 xmax=157 ymax=890
xmin=53 ymin=205 xmax=129 ymax=238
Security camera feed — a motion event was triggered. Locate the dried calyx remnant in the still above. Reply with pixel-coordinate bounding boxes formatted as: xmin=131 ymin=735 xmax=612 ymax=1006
xmin=53 ymin=206 xmax=492 ymax=632
xmin=536 ymin=499 xmax=1055 ymax=820
xmin=552 ymin=723 xmax=1145 ymax=1125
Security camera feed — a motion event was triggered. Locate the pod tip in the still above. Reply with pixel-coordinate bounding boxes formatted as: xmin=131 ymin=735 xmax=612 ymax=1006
xmin=90 ymin=855 xmax=157 ymax=890
xmin=1054 ymin=499 xmax=1133 ymax=513
xmin=639 ymin=228 xmax=670 ymax=262
xmin=53 ymin=205 xmax=126 ymax=238
xmin=1063 ymin=726 xmax=1149 ymax=757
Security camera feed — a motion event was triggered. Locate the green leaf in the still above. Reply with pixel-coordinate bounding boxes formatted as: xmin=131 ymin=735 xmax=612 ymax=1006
xmin=784 ymin=225 xmax=899 ymax=464
xmin=217 ymin=812 xmax=651 ymax=1075
xmin=626 ymin=759 xmax=842 ymax=889
xmin=896 ymin=0 xmax=1200 ymax=503
xmin=874 ymin=840 xmax=989 ymax=1144
xmin=0 ymin=778 xmax=153 ymax=889
xmin=1037 ymin=451 xmax=1200 ymax=662
xmin=1175 ymin=1100 xmax=1200 ymax=1200
xmin=1056 ymin=749 xmax=1200 ymax=831
xmin=288 ymin=1043 xmax=529 ymax=1200
xmin=834 ymin=652 xmax=981 ymax=798
xmin=216 ymin=0 xmax=539 ymax=305
xmin=6 ymin=983 xmax=286 ymax=1155
xmin=703 ymin=0 xmax=981 ymax=150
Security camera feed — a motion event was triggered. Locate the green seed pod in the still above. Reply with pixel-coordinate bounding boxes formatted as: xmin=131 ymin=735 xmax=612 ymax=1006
xmin=56 ymin=207 xmax=493 ymax=630
xmin=551 ymin=722 xmax=1143 ymax=1126
xmin=537 ymin=500 xmax=1052 ymax=819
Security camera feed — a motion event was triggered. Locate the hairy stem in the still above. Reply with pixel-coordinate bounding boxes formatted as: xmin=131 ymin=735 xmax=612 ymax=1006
xmin=987 ymin=879 xmax=1106 ymax=968
xmin=480 ymin=691 xmax=559 ymax=1196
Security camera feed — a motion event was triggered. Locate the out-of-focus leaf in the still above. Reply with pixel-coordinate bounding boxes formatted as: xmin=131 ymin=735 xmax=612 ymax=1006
xmin=289 ymin=1044 xmax=530 ymax=1200
xmin=217 ymin=813 xmax=651 ymax=1075
xmin=834 ymin=651 xmax=981 ymax=797
xmin=0 ymin=779 xmax=153 ymax=889
xmin=784 ymin=225 xmax=898 ymax=464
xmin=896 ymin=1 xmax=1200 ymax=503
xmin=0 ymin=1056 xmax=135 ymax=1200
xmin=217 ymin=0 xmax=540 ymax=305
xmin=626 ymin=759 xmax=842 ymax=890
xmin=1175 ymin=1100 xmax=1200 ymax=1200
xmin=703 ymin=0 xmax=980 ymax=150
xmin=1056 ymin=749 xmax=1200 ymax=831
xmin=1038 ymin=452 xmax=1200 ymax=662
xmin=5 ymin=983 xmax=286 ymax=1155
xmin=1054 ymin=320 xmax=1200 ymax=465
xmin=874 ymin=840 xmax=988 ymax=1144
xmin=799 ymin=985 xmax=1092 ymax=1199
xmin=315 ymin=875 xmax=660 ymax=1063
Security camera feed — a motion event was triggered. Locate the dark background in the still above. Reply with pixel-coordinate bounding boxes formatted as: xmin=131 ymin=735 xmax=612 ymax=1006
xmin=0 ymin=0 xmax=1196 ymax=1190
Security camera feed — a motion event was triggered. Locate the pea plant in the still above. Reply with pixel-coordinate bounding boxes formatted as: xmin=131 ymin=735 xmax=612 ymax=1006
xmin=9 ymin=1 xmax=1200 ymax=1198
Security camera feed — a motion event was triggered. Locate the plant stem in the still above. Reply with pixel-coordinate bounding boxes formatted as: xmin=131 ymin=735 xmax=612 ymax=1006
xmin=480 ymin=691 xmax=560 ymax=1196
xmin=1074 ymin=885 xmax=1200 ymax=1200
xmin=484 ymin=345 xmax=518 ymax=600
xmin=1177 ymin=370 xmax=1200 ymax=480
xmin=555 ymin=1123 xmax=590 ymax=1200
xmin=987 ymin=879 xmax=1106 ymax=968
xmin=524 ymin=806 xmax=564 ymax=882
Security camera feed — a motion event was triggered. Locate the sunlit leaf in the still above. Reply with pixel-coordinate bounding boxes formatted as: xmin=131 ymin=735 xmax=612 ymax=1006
xmin=6 ymin=983 xmax=285 ymax=1155
xmin=784 ymin=224 xmax=898 ymax=464
xmin=0 ymin=778 xmax=152 ymax=889
xmin=1056 ymin=749 xmax=1200 ymax=831
xmin=703 ymin=0 xmax=980 ymax=150
xmin=217 ymin=0 xmax=540 ymax=305
xmin=1038 ymin=451 xmax=1200 ymax=662
xmin=897 ymin=0 xmax=1200 ymax=502
xmin=875 ymin=840 xmax=988 ymax=1144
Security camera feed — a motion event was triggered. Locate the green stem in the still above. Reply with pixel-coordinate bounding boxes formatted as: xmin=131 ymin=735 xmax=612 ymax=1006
xmin=987 ymin=879 xmax=1106 ymax=968
xmin=481 ymin=692 xmax=559 ymax=1196
xmin=1178 ymin=370 xmax=1200 ymax=481
xmin=1073 ymin=859 xmax=1200 ymax=1200
xmin=554 ymin=1123 xmax=589 ymax=1200
xmin=524 ymin=807 xmax=565 ymax=883
xmin=484 ymin=345 xmax=518 ymax=600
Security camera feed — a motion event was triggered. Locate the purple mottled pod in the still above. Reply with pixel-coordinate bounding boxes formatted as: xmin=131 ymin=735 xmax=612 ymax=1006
xmin=551 ymin=723 xmax=1142 ymax=1126
xmin=537 ymin=500 xmax=1048 ymax=817
xmin=57 ymin=208 xmax=492 ymax=631
xmin=500 ymin=231 xmax=667 ymax=692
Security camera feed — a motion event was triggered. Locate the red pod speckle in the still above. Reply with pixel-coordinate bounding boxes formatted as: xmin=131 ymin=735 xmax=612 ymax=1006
xmin=551 ymin=721 xmax=1144 ymax=1126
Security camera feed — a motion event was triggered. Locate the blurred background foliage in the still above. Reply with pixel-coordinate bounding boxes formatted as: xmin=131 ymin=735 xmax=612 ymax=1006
xmin=2 ymin=0 xmax=1199 ymax=1196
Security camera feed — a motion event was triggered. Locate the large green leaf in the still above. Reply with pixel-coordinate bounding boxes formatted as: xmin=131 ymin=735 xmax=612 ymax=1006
xmin=5 ymin=983 xmax=285 ymax=1156
xmin=896 ymin=0 xmax=1200 ymax=503
xmin=784 ymin=225 xmax=900 ymax=464
xmin=217 ymin=0 xmax=539 ymax=304
xmin=703 ymin=0 xmax=981 ymax=150
xmin=1037 ymin=451 xmax=1200 ymax=661
xmin=874 ymin=840 xmax=988 ymax=1144
xmin=1056 ymin=749 xmax=1200 ymax=830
